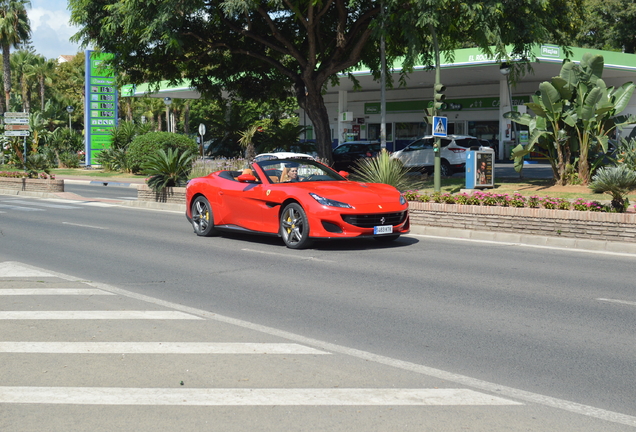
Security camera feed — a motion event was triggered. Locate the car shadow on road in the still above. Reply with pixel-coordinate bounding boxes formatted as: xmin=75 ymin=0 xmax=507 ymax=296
xmin=214 ymin=231 xmax=419 ymax=251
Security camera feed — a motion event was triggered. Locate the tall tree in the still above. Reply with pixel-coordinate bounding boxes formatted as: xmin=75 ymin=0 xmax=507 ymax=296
xmin=69 ymin=0 xmax=582 ymax=162
xmin=0 ymin=0 xmax=31 ymax=112
xmin=10 ymin=48 xmax=36 ymax=112
xmin=575 ymin=0 xmax=636 ymax=53
xmin=29 ymin=54 xmax=56 ymax=111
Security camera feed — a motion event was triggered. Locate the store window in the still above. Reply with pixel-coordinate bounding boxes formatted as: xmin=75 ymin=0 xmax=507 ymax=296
xmin=368 ymin=123 xmax=393 ymax=141
xmin=468 ymin=121 xmax=499 ymax=141
xmin=395 ymin=122 xmax=427 ymax=141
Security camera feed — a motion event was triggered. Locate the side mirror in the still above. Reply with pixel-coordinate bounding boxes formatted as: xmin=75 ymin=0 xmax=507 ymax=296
xmin=339 ymin=171 xmax=350 ymax=178
xmin=237 ymin=174 xmax=257 ymax=182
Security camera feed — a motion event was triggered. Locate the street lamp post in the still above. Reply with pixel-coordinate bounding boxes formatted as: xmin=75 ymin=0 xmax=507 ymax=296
xmin=66 ymin=106 xmax=74 ymax=129
xmin=163 ymin=97 xmax=172 ymax=132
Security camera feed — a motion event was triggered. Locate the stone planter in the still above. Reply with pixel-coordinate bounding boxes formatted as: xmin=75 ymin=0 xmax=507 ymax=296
xmin=137 ymin=184 xmax=186 ymax=205
xmin=0 ymin=177 xmax=64 ymax=193
xmin=408 ymin=201 xmax=636 ymax=243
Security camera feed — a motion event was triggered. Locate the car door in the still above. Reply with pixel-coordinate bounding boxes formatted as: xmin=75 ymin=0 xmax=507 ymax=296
xmin=219 ymin=176 xmax=266 ymax=231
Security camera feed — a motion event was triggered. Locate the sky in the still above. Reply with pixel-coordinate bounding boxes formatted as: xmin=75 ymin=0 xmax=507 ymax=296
xmin=29 ymin=0 xmax=84 ymax=60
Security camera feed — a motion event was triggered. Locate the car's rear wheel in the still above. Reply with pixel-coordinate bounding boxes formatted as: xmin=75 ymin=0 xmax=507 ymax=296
xmin=440 ymin=160 xmax=452 ymax=177
xmin=374 ymin=234 xmax=400 ymax=242
xmin=191 ymin=196 xmax=219 ymax=237
xmin=280 ymin=203 xmax=312 ymax=249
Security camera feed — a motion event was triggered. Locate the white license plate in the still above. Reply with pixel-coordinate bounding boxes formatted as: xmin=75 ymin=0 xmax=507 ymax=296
xmin=374 ymin=225 xmax=393 ymax=235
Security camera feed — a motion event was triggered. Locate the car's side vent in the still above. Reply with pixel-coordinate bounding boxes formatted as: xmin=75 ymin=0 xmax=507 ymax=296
xmin=322 ymin=221 xmax=343 ymax=233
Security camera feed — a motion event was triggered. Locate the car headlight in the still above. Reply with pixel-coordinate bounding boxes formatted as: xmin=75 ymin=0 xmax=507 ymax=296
xmin=310 ymin=193 xmax=353 ymax=208
xmin=400 ymin=195 xmax=406 ymax=205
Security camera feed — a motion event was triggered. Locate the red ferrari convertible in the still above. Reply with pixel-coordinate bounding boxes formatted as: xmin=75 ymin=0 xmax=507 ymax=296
xmin=185 ymin=157 xmax=409 ymax=248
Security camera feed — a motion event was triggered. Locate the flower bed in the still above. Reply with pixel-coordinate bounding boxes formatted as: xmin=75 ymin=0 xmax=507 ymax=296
xmin=403 ymin=190 xmax=613 ymax=212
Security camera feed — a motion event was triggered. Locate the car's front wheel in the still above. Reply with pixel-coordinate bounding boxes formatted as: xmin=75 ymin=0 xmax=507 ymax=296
xmin=280 ymin=203 xmax=312 ymax=249
xmin=191 ymin=196 xmax=219 ymax=237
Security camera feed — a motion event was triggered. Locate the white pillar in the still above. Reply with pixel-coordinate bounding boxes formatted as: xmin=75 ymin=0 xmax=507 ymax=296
xmin=499 ymin=78 xmax=511 ymax=159
xmin=337 ymin=90 xmax=347 ymax=145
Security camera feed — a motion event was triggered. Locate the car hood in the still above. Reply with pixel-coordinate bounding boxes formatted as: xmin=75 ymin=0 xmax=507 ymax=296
xmin=284 ymin=181 xmax=403 ymax=208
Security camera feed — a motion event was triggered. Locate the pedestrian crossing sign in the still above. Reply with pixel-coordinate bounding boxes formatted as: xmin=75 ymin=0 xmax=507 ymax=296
xmin=433 ymin=116 xmax=448 ymax=137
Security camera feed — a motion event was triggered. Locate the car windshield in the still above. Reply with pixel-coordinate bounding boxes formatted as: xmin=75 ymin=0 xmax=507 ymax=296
xmin=255 ymin=159 xmax=346 ymax=183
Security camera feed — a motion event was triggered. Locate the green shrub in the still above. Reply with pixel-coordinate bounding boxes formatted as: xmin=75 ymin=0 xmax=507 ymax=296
xmin=127 ymin=132 xmax=197 ymax=174
xmin=590 ymin=165 xmax=636 ymax=212
xmin=58 ymin=151 xmax=81 ymax=168
xmin=143 ymin=148 xmax=195 ymax=192
xmin=350 ymin=149 xmax=426 ymax=191
xmin=96 ymin=147 xmax=130 ymax=172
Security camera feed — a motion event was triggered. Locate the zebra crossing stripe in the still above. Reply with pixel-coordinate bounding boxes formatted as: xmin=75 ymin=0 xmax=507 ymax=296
xmin=0 ymin=289 xmax=114 ymax=296
xmin=0 ymin=311 xmax=203 ymax=320
xmin=0 ymin=387 xmax=522 ymax=406
xmin=0 ymin=342 xmax=329 ymax=354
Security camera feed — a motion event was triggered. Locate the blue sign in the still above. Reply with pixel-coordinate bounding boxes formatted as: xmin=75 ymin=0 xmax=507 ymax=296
xmin=433 ymin=116 xmax=447 ymax=137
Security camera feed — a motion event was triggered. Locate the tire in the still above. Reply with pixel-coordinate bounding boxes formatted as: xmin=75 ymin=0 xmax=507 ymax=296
xmin=280 ymin=203 xmax=312 ymax=249
xmin=374 ymin=234 xmax=400 ymax=243
xmin=440 ymin=160 xmax=453 ymax=177
xmin=191 ymin=196 xmax=219 ymax=237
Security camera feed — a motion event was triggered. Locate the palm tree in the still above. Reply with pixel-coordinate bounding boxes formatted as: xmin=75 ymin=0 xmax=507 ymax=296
xmin=0 ymin=0 xmax=31 ymax=112
xmin=29 ymin=55 xmax=56 ymax=111
xmin=10 ymin=48 xmax=36 ymax=112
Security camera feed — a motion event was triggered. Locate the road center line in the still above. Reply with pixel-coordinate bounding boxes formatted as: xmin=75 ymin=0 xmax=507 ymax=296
xmin=597 ymin=298 xmax=636 ymax=307
xmin=0 ymin=311 xmax=203 ymax=320
xmin=0 ymin=387 xmax=520 ymax=406
xmin=241 ymin=248 xmax=335 ymax=262
xmin=0 ymin=288 xmax=114 ymax=296
xmin=0 ymin=342 xmax=329 ymax=354
xmin=62 ymin=222 xmax=108 ymax=229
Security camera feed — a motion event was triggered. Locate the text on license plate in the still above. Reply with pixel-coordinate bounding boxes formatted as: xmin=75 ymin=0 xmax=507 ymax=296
xmin=374 ymin=225 xmax=393 ymax=234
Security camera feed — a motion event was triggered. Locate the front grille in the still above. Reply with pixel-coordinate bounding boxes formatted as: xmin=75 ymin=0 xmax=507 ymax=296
xmin=341 ymin=211 xmax=407 ymax=228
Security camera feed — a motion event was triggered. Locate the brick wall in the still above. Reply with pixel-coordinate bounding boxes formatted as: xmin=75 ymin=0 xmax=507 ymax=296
xmin=408 ymin=201 xmax=636 ymax=243
xmin=137 ymin=184 xmax=186 ymax=204
xmin=0 ymin=177 xmax=64 ymax=193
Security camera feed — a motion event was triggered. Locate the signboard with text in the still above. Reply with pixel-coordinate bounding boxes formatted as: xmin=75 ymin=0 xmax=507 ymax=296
xmin=84 ymin=50 xmax=118 ymax=166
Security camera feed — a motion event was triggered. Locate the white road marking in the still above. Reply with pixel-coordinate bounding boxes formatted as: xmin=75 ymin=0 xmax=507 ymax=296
xmin=4 ymin=261 xmax=636 ymax=426
xmin=0 ymin=311 xmax=203 ymax=320
xmin=0 ymin=387 xmax=521 ymax=406
xmin=0 ymin=342 xmax=329 ymax=354
xmin=597 ymin=298 xmax=636 ymax=307
xmin=62 ymin=222 xmax=108 ymax=229
xmin=242 ymin=248 xmax=335 ymax=263
xmin=1 ymin=199 xmax=79 ymax=209
xmin=83 ymin=280 xmax=636 ymax=427
xmin=0 ymin=262 xmax=54 ymax=277
xmin=0 ymin=204 xmax=42 ymax=211
xmin=80 ymin=202 xmax=119 ymax=207
xmin=0 ymin=288 xmax=114 ymax=296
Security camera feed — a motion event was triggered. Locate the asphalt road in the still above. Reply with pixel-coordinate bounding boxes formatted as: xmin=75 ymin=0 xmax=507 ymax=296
xmin=1 ymin=193 xmax=635 ymax=430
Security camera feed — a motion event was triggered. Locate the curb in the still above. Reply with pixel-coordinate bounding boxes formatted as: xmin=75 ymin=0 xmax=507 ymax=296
xmin=409 ymin=225 xmax=636 ymax=255
xmin=62 ymin=179 xmax=140 ymax=188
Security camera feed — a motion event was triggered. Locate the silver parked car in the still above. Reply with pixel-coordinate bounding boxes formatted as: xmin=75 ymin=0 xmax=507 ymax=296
xmin=391 ymin=135 xmax=488 ymax=176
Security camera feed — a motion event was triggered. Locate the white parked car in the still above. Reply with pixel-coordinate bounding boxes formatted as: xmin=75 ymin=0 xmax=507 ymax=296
xmin=391 ymin=135 xmax=490 ymax=176
xmin=253 ymin=152 xmax=317 ymax=163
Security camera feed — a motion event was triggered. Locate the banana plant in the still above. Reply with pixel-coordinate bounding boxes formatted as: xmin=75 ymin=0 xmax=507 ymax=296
xmin=506 ymin=53 xmax=636 ymax=185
